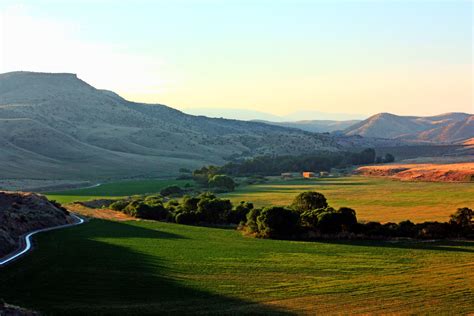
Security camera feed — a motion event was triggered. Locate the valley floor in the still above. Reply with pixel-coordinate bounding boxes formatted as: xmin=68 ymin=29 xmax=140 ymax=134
xmin=223 ymin=176 xmax=474 ymax=223
xmin=46 ymin=176 xmax=474 ymax=223
xmin=0 ymin=219 xmax=472 ymax=315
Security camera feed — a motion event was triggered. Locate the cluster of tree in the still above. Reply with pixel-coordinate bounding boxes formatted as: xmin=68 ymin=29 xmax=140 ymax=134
xmin=110 ymin=192 xmax=253 ymax=225
xmin=109 ymin=190 xmax=472 ymax=240
xmin=244 ymin=191 xmax=473 ymax=240
xmin=375 ymin=153 xmax=395 ymax=164
xmin=218 ymin=149 xmax=387 ymax=176
xmin=192 ymin=166 xmax=236 ymax=192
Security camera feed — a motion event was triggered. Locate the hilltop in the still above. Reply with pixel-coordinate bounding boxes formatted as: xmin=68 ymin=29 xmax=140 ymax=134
xmin=343 ymin=112 xmax=473 ymax=142
xmin=0 ymin=71 xmax=345 ymax=180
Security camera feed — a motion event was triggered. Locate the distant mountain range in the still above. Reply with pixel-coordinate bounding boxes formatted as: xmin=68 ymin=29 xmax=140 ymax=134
xmin=253 ymin=119 xmax=361 ymax=133
xmin=183 ymin=108 xmax=365 ymax=122
xmin=343 ymin=112 xmax=473 ymax=143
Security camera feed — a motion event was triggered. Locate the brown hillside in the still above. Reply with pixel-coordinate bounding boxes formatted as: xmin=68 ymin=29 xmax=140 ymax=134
xmin=356 ymin=162 xmax=474 ymax=182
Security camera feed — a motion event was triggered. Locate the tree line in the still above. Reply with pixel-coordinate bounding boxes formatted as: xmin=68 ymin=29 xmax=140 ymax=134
xmin=108 ymin=191 xmax=473 ymax=240
xmin=217 ymin=148 xmax=392 ymax=176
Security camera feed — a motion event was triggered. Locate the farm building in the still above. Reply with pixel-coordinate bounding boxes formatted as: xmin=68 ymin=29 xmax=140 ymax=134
xmin=302 ymin=172 xmax=317 ymax=178
xmin=320 ymin=171 xmax=330 ymax=177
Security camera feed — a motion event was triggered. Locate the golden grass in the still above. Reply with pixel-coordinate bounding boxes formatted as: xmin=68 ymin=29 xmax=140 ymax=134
xmin=224 ymin=176 xmax=474 ymax=223
xmin=357 ymin=162 xmax=474 ymax=182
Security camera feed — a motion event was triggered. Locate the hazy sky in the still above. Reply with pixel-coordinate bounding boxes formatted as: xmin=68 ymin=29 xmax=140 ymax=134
xmin=0 ymin=0 xmax=472 ymax=117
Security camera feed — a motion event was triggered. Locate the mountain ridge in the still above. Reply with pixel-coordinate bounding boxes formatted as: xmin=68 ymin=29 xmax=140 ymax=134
xmin=343 ymin=112 xmax=473 ymax=142
xmin=0 ymin=71 xmax=347 ymax=180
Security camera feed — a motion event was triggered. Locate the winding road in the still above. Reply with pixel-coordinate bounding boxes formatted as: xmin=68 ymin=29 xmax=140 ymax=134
xmin=0 ymin=213 xmax=84 ymax=267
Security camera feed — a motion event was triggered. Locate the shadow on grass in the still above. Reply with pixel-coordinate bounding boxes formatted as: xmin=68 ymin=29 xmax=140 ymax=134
xmin=317 ymin=239 xmax=474 ymax=253
xmin=0 ymin=220 xmax=293 ymax=315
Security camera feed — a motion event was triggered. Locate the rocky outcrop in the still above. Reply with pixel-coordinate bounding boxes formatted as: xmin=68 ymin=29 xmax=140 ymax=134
xmin=0 ymin=191 xmax=74 ymax=258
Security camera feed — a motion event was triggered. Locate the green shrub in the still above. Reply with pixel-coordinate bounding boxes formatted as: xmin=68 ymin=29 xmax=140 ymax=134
xmin=160 ymin=185 xmax=184 ymax=197
xmin=110 ymin=199 xmax=130 ymax=211
xmin=208 ymin=175 xmax=235 ymax=192
xmin=291 ymin=192 xmax=328 ymax=213
xmin=227 ymin=201 xmax=254 ymax=224
xmin=256 ymin=207 xmax=300 ymax=238
xmin=246 ymin=208 xmax=262 ymax=233
xmin=197 ymin=197 xmax=233 ymax=224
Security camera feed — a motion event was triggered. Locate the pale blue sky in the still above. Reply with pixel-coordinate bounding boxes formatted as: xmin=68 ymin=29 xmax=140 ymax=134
xmin=1 ymin=0 xmax=472 ymax=116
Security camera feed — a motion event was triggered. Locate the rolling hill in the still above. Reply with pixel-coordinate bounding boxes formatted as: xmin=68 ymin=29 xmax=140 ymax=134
xmin=0 ymin=71 xmax=346 ymax=180
xmin=343 ymin=112 xmax=473 ymax=143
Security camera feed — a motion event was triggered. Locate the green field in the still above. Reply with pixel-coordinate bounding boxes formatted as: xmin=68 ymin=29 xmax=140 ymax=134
xmin=223 ymin=177 xmax=474 ymax=223
xmin=1 ymin=219 xmax=472 ymax=315
xmin=47 ymin=176 xmax=473 ymax=223
xmin=46 ymin=179 xmax=194 ymax=204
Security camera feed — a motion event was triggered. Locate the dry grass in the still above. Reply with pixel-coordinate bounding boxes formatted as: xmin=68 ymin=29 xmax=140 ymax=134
xmin=224 ymin=176 xmax=474 ymax=223
xmin=356 ymin=162 xmax=474 ymax=182
xmin=66 ymin=203 xmax=134 ymax=221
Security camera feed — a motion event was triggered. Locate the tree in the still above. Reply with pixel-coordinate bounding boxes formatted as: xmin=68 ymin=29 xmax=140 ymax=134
xmin=336 ymin=207 xmax=357 ymax=231
xmin=208 ymin=175 xmax=236 ymax=192
xmin=383 ymin=153 xmax=395 ymax=163
xmin=246 ymin=208 xmax=262 ymax=233
xmin=192 ymin=165 xmax=220 ymax=186
xmin=110 ymin=199 xmax=129 ymax=211
xmin=357 ymin=148 xmax=376 ymax=164
xmin=256 ymin=207 xmax=300 ymax=238
xmin=450 ymin=207 xmax=473 ymax=227
xmin=197 ymin=197 xmax=233 ymax=223
xmin=227 ymin=201 xmax=254 ymax=224
xmin=180 ymin=195 xmax=201 ymax=212
xmin=300 ymin=209 xmax=325 ymax=228
xmin=316 ymin=208 xmax=341 ymax=234
xmin=291 ymin=191 xmax=328 ymax=213
xmin=160 ymin=185 xmax=184 ymax=197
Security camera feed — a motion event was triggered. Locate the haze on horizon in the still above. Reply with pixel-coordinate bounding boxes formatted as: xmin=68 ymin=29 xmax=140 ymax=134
xmin=0 ymin=0 xmax=472 ymax=119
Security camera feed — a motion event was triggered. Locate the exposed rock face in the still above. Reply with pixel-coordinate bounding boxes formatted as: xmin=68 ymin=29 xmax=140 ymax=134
xmin=0 ymin=191 xmax=73 ymax=258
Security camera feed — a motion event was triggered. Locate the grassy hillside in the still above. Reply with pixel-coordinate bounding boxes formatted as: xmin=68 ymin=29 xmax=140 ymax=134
xmin=0 ymin=219 xmax=472 ymax=315
xmin=222 ymin=177 xmax=474 ymax=223
xmin=0 ymin=71 xmax=341 ymax=180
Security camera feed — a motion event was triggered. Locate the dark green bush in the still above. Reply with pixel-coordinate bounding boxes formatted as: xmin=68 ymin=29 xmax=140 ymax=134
xmin=256 ymin=207 xmax=300 ymax=238
xmin=291 ymin=192 xmax=328 ymax=213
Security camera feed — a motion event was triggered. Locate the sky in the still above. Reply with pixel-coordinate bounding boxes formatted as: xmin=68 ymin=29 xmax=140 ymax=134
xmin=0 ymin=0 xmax=472 ymax=119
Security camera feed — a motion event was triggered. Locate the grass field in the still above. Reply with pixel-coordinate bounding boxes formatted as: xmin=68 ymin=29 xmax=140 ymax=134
xmin=46 ymin=176 xmax=473 ymax=223
xmin=46 ymin=179 xmax=194 ymax=204
xmin=223 ymin=177 xmax=474 ymax=223
xmin=0 ymin=219 xmax=472 ymax=315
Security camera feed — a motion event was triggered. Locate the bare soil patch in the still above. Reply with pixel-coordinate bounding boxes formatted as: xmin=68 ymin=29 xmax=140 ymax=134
xmin=66 ymin=203 xmax=134 ymax=221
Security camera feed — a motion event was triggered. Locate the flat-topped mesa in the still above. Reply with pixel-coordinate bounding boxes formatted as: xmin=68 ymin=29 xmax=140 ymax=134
xmin=2 ymin=71 xmax=77 ymax=77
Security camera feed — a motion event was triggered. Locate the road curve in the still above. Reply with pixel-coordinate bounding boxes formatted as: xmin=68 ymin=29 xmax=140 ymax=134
xmin=0 ymin=213 xmax=84 ymax=267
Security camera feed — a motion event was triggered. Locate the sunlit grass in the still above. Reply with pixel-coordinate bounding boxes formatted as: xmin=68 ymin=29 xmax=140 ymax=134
xmin=223 ymin=176 xmax=474 ymax=223
xmin=0 ymin=220 xmax=472 ymax=314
